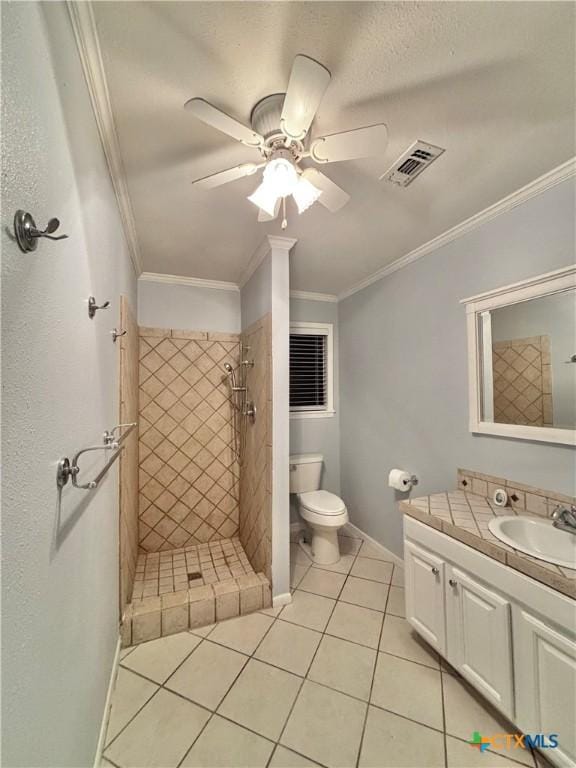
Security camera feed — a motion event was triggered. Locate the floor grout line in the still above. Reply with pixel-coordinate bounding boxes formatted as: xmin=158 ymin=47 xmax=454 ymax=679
xmin=354 ymin=557 xmax=394 ymax=768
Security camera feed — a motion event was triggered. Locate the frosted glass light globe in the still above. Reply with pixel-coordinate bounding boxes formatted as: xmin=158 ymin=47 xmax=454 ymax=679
xmin=263 ymin=157 xmax=298 ymax=198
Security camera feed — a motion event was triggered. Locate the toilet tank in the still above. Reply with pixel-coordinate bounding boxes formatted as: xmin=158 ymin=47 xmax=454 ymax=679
xmin=289 ymin=454 xmax=323 ymax=493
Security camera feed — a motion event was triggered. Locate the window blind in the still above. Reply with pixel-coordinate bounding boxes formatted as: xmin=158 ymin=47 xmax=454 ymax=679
xmin=289 ymin=333 xmax=327 ymax=410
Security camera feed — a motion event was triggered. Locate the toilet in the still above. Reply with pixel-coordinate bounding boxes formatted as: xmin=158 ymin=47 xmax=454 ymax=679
xmin=289 ymin=453 xmax=349 ymax=565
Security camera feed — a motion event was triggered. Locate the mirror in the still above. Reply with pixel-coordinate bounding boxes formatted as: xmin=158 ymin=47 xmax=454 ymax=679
xmin=463 ymin=267 xmax=576 ymax=445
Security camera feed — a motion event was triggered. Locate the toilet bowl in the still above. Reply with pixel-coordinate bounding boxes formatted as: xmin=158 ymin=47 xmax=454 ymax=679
xmin=298 ymin=490 xmax=349 ymax=565
xmin=290 ymin=454 xmax=349 ymax=565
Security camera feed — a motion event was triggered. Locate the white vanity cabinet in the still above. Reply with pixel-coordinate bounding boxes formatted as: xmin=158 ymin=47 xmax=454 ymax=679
xmin=445 ymin=565 xmax=514 ymax=716
xmin=514 ymin=610 xmax=576 ymax=768
xmin=404 ymin=541 xmax=446 ymax=654
xmin=404 ymin=517 xmax=576 ymax=768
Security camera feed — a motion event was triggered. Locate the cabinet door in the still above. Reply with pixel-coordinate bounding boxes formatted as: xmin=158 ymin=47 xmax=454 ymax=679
xmin=515 ymin=610 xmax=576 ymax=768
xmin=447 ymin=566 xmax=514 ymax=719
xmin=404 ymin=540 xmax=446 ymax=654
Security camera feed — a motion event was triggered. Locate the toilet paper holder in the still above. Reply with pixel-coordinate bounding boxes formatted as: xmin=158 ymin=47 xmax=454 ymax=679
xmin=388 ymin=469 xmax=419 ymax=492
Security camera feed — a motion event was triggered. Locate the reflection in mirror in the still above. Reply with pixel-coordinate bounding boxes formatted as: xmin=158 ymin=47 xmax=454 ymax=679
xmin=478 ymin=289 xmax=576 ymax=430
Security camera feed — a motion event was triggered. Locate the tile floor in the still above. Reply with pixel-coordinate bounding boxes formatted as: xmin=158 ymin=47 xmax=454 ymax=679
xmin=104 ymin=526 xmax=546 ymax=768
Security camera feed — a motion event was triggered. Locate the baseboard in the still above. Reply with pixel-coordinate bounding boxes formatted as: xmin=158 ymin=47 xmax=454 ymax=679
xmin=344 ymin=522 xmax=404 ymax=568
xmin=273 ymin=592 xmax=293 ymax=608
xmin=291 ymin=520 xmax=404 ymax=568
xmin=93 ymin=635 xmax=121 ymax=768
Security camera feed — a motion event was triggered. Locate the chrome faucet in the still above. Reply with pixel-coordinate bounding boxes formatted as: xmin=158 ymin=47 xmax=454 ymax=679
xmin=551 ymin=505 xmax=576 ymax=534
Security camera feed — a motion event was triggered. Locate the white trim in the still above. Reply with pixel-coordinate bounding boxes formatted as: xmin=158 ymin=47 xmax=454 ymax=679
xmin=338 ymin=158 xmax=576 ymax=301
xmin=460 ymin=265 xmax=576 ymax=306
xmin=240 ymin=235 xmax=297 ymax=288
xmin=290 ymin=290 xmax=338 ymax=303
xmin=93 ymin=636 xmax=121 ymax=768
xmin=273 ymin=592 xmax=293 ymax=608
xmin=139 ymin=272 xmax=239 ymax=292
xmin=344 ymin=522 xmax=405 ymax=569
xmin=289 ymin=321 xmax=334 ymax=417
xmin=290 ymin=410 xmax=335 ymax=420
xmin=67 ymin=1 xmax=142 ymax=276
xmin=464 ymin=266 xmax=576 ymax=447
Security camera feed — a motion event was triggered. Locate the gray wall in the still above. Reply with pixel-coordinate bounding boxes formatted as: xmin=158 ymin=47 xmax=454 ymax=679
xmin=289 ymin=298 xmax=340 ymax=522
xmin=1 ymin=4 xmax=137 ymax=766
xmin=492 ymin=291 xmax=576 ymax=428
xmin=241 ymin=255 xmax=272 ymax=330
xmin=138 ymin=279 xmax=241 ymax=332
xmin=339 ymin=179 xmax=576 ymax=558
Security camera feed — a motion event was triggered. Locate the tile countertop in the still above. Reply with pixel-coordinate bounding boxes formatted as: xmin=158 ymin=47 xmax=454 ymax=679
xmin=400 ymin=490 xmax=576 ymax=600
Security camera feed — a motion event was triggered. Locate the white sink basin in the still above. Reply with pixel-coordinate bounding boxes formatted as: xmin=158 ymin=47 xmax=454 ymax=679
xmin=488 ymin=516 xmax=576 ymax=569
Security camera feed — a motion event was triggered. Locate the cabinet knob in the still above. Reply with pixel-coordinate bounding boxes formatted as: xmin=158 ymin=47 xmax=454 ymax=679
xmin=431 ymin=566 xmax=439 ymax=575
xmin=449 ymin=578 xmax=457 ymax=587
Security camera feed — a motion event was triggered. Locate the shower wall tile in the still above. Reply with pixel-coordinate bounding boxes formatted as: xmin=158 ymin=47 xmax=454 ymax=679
xmin=239 ymin=315 xmax=272 ymax=581
xmin=138 ymin=328 xmax=240 ymax=551
xmin=492 ymin=335 xmax=552 ymax=426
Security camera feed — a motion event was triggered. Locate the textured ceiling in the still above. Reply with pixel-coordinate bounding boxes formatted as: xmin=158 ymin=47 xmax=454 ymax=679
xmin=94 ymin=2 xmax=576 ymax=294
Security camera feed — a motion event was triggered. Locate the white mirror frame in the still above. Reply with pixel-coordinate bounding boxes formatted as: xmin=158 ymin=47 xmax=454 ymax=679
xmin=461 ymin=265 xmax=576 ymax=446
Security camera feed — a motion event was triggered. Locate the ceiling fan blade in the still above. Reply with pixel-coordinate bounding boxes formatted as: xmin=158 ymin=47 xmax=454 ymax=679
xmin=310 ymin=124 xmax=388 ymax=163
xmin=301 ymin=168 xmax=350 ymax=213
xmin=280 ymin=55 xmax=331 ymax=140
xmin=192 ymin=163 xmax=261 ymax=190
xmin=184 ymin=98 xmax=263 ymax=147
xmin=258 ymin=200 xmax=280 ymax=222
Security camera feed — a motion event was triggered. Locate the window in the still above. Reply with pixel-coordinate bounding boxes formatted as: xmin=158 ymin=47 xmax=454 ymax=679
xmin=289 ymin=322 xmax=334 ymax=418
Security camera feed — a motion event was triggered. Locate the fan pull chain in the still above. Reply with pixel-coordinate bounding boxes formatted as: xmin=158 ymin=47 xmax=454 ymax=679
xmin=281 ymin=197 xmax=288 ymax=230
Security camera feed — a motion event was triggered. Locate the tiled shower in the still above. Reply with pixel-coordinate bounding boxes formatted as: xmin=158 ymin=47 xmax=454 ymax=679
xmin=119 ymin=322 xmax=272 ymax=645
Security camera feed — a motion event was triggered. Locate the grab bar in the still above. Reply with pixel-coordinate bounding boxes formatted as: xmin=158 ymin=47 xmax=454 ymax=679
xmin=57 ymin=422 xmax=137 ymax=490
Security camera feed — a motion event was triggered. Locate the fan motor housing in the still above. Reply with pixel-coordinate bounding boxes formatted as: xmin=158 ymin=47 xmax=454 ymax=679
xmin=250 ymin=93 xmax=285 ymax=140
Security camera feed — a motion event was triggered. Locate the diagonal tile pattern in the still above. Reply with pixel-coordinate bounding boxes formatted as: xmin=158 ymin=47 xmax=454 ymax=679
xmin=138 ymin=328 xmax=240 ymax=551
xmin=103 ymin=527 xmax=538 ymax=768
xmin=492 ymin=335 xmax=552 ymax=427
xmin=239 ymin=315 xmax=272 ymax=579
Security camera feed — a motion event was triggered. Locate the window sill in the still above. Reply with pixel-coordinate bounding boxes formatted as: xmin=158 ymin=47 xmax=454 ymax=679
xmin=290 ymin=410 xmax=336 ymax=420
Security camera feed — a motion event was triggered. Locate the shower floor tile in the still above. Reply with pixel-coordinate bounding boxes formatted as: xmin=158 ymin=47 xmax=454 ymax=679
xmin=131 ymin=537 xmax=254 ymax=601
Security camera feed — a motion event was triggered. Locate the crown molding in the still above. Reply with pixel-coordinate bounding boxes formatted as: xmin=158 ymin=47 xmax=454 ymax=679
xmin=239 ymin=235 xmax=297 ymax=288
xmin=67 ymin=1 xmax=142 ymax=276
xmin=139 ymin=272 xmax=239 ymax=292
xmin=289 ymin=290 xmax=338 ymax=303
xmin=338 ymin=157 xmax=576 ymax=301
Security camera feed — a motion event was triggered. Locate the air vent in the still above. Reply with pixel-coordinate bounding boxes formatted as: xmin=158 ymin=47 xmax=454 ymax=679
xmin=381 ymin=141 xmax=445 ymax=187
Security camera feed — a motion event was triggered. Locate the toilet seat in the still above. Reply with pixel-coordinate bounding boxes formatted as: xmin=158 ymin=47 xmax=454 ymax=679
xmin=299 ymin=490 xmax=347 ymax=516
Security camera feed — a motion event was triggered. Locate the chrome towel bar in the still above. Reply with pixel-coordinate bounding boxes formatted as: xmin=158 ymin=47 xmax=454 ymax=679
xmin=57 ymin=422 xmax=137 ymax=490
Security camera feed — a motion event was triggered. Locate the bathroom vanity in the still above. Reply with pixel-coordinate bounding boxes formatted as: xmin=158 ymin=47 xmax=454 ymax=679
xmin=401 ymin=485 xmax=576 ymax=768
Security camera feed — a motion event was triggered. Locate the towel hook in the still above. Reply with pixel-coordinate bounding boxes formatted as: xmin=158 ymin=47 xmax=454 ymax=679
xmin=13 ymin=210 xmax=68 ymax=253
xmin=111 ymin=328 xmax=127 ymax=343
xmin=88 ymin=296 xmax=110 ymax=318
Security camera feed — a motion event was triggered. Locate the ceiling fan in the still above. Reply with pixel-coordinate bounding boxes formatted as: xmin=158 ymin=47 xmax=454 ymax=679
xmin=185 ymin=55 xmax=388 ymax=228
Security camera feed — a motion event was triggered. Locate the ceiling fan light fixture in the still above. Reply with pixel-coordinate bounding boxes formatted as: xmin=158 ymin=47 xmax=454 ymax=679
xmin=292 ymin=175 xmax=322 ymax=214
xmin=263 ymin=156 xmax=299 ymax=198
xmin=247 ymin=182 xmax=279 ymax=217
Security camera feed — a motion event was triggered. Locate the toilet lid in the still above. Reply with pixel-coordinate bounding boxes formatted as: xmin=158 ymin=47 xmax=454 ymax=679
xmin=299 ymin=490 xmax=346 ymax=516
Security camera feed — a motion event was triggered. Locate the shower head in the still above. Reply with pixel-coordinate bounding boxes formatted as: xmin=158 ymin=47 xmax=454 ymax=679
xmin=223 ymin=362 xmax=234 ymax=375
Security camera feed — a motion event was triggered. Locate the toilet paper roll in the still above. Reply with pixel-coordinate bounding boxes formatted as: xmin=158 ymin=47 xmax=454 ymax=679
xmin=388 ymin=469 xmax=412 ymax=492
